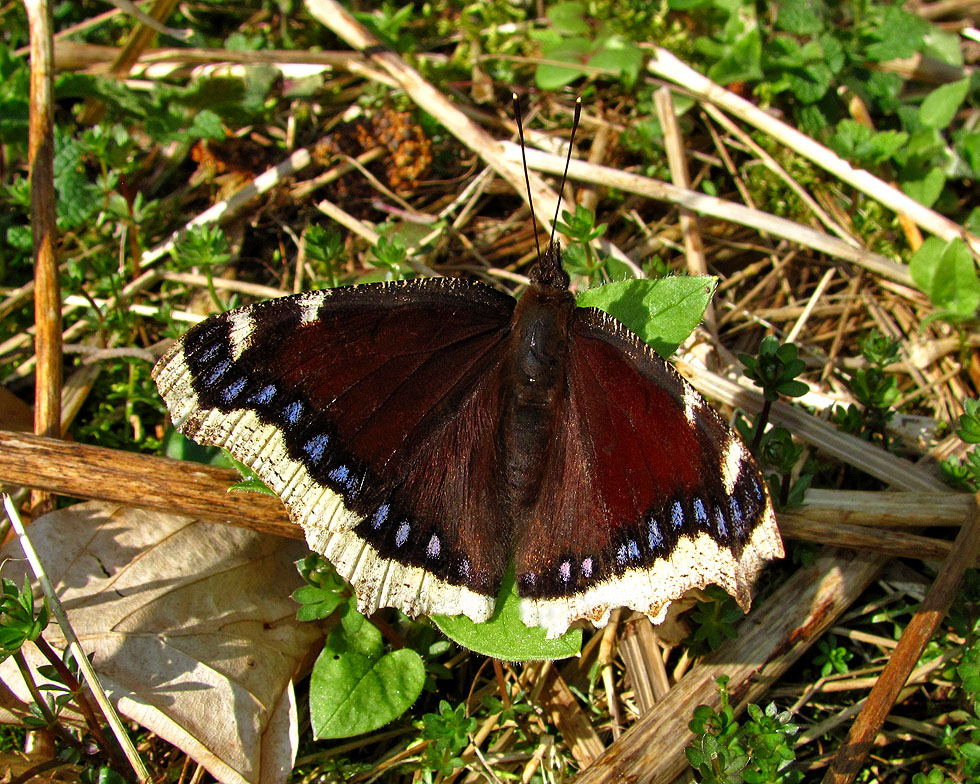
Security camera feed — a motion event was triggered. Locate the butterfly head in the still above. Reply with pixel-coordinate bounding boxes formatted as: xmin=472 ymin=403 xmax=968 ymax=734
xmin=529 ymin=240 xmax=570 ymax=292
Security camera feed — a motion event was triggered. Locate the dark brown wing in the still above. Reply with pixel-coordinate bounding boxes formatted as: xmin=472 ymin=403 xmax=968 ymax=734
xmin=153 ymin=278 xmax=516 ymax=624
xmin=514 ymin=307 xmax=782 ymax=637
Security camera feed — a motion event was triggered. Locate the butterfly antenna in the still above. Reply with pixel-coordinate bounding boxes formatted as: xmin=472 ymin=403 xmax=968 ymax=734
xmin=549 ymin=97 xmax=582 ymax=248
xmin=513 ymin=93 xmax=542 ymax=263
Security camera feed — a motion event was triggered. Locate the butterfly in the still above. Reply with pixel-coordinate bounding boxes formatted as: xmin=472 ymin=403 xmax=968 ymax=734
xmin=153 ymin=232 xmax=782 ymax=638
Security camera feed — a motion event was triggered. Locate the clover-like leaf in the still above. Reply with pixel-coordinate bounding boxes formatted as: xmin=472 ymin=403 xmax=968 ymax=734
xmin=309 ymin=618 xmax=425 ymax=738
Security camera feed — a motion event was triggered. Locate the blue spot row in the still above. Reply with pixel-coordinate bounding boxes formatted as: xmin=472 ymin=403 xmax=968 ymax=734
xmin=250 ymin=384 xmax=276 ymax=405
xmin=207 ymin=359 xmax=232 ymax=385
xmin=198 ymin=344 xmax=221 ymax=364
xmin=220 ymin=377 xmax=246 ymax=404
xmin=371 ymin=504 xmax=389 ymax=529
xmin=284 ymin=401 xmax=304 ymax=426
xmin=615 ymin=539 xmax=641 ymax=566
xmin=328 ymin=464 xmax=358 ymax=493
xmin=302 ymin=433 xmax=329 ymax=465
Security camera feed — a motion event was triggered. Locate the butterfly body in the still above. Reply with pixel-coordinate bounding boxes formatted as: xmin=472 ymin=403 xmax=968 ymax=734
xmin=498 ymin=254 xmax=575 ymax=513
xmin=153 ymin=244 xmax=782 ymax=637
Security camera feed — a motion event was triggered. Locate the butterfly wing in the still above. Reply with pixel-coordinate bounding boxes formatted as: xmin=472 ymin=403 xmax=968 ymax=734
xmin=514 ymin=307 xmax=783 ymax=637
xmin=153 ymin=279 xmax=516 ymax=623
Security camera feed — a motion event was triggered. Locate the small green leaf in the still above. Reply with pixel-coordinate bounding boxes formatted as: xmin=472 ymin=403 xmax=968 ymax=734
xmin=776 ymin=0 xmax=824 ymax=35
xmin=432 ymin=571 xmax=582 ymax=661
xmin=909 ymin=237 xmax=980 ymax=319
xmin=589 ymin=37 xmax=644 ymax=87
xmin=228 ymin=476 xmax=278 ymax=495
xmin=577 ymin=276 xmax=717 ymax=358
xmin=547 ymin=1 xmax=588 ymax=34
xmin=901 ymin=167 xmax=946 ymax=208
xmin=535 ymin=37 xmax=593 ymax=90
xmin=309 ymin=620 xmax=425 ymax=739
xmin=293 ymin=584 xmax=345 ymax=622
xmin=919 ymin=78 xmax=970 ymax=129
xmin=863 ymin=6 xmax=928 ymax=61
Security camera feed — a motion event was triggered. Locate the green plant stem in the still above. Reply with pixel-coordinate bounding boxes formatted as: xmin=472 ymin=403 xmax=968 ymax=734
xmin=750 ymin=399 xmax=772 ymax=453
xmin=205 ymin=268 xmax=225 ymax=313
xmin=779 ymin=472 xmax=791 ymax=509
xmin=13 ymin=649 xmax=59 ymax=728
xmin=33 ymin=635 xmax=115 ymax=756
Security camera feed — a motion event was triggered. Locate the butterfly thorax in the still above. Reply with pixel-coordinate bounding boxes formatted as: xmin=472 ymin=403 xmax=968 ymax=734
xmin=496 ymin=275 xmax=576 ymax=514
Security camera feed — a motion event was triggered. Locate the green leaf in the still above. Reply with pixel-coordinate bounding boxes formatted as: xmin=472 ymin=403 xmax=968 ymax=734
xmin=961 ymin=742 xmax=980 ymax=760
xmin=901 ymin=166 xmax=946 ymax=208
xmin=293 ymin=585 xmax=345 ymax=622
xmin=863 ymin=6 xmax=928 ymax=61
xmin=577 ymin=276 xmax=718 ymax=358
xmin=909 ymin=237 xmax=980 ymax=319
xmin=432 ymin=571 xmax=582 ymax=661
xmin=959 ymin=131 xmax=980 ymax=175
xmin=535 ymin=37 xmax=593 ymax=90
xmin=309 ymin=619 xmax=425 ymax=739
xmin=589 ymin=37 xmax=644 ymax=87
xmin=186 ymin=109 xmax=225 ymax=141
xmin=919 ymin=78 xmax=970 ymax=129
xmin=922 ymin=28 xmax=964 ymax=67
xmin=707 ymin=28 xmax=763 ymax=86
xmin=547 ymin=1 xmax=589 ymax=34
xmin=776 ymin=0 xmax=824 ymax=35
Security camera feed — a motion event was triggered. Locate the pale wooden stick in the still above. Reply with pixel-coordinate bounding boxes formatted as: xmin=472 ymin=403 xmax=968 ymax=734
xmin=2 ymin=495 xmax=152 ymax=783
xmin=646 ymin=47 xmax=980 ymax=257
xmin=674 ymin=360 xmax=947 ymax=492
xmin=25 ymin=0 xmax=61 ymax=514
xmin=506 ymin=144 xmax=912 ymax=287
xmin=787 ymin=268 xmax=836 ymax=343
xmin=822 ymin=494 xmax=980 ymax=783
xmin=574 ymin=547 xmax=887 ymax=783
xmin=801 ymin=489 xmax=972 ymax=526
xmin=655 ymin=87 xmax=714 ymax=335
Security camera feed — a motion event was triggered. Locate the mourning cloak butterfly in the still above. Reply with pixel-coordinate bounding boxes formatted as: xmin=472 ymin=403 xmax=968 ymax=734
xmin=153 ymin=108 xmax=782 ymax=639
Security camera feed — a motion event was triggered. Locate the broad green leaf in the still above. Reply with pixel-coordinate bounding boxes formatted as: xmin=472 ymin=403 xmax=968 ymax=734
xmin=863 ymin=6 xmax=928 ymax=61
xmin=909 ymin=237 xmax=980 ymax=320
xmin=589 ymin=37 xmax=644 ymax=86
xmin=901 ymin=166 xmax=946 ymax=208
xmin=577 ymin=276 xmax=718 ymax=358
xmin=432 ymin=571 xmax=582 ymax=661
xmin=535 ymin=37 xmax=593 ymax=90
xmin=919 ymin=78 xmax=970 ymax=129
xmin=707 ymin=28 xmax=763 ymax=85
xmin=922 ymin=28 xmax=964 ymax=67
xmin=775 ymin=0 xmax=824 ymax=35
xmin=547 ymin=1 xmax=588 ymax=34
xmin=310 ymin=620 xmax=425 ymax=738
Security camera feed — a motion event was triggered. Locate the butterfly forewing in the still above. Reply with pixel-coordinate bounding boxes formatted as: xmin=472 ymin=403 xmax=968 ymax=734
xmin=153 ymin=278 xmax=517 ymax=622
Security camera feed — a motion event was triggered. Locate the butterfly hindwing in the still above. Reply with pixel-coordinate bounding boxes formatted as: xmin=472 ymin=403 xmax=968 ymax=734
xmin=515 ymin=307 xmax=782 ymax=637
xmin=153 ymin=278 xmax=517 ymax=622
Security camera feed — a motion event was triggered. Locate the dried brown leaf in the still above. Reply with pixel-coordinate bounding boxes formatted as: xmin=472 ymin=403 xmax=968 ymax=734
xmin=0 ymin=502 xmax=322 ymax=784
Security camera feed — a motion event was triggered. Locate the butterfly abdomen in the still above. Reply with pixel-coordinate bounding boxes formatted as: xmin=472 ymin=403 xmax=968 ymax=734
xmin=496 ymin=283 xmax=577 ymax=515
